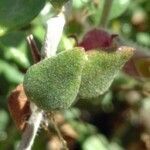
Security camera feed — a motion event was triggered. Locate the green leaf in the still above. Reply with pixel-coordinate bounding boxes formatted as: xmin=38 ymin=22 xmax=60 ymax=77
xmin=82 ymin=135 xmax=109 ymax=150
xmin=0 ymin=0 xmax=46 ymax=35
xmin=23 ymin=48 xmax=86 ymax=110
xmin=49 ymin=0 xmax=69 ymax=9
xmin=72 ymin=0 xmax=90 ymax=9
xmin=108 ymin=142 xmax=124 ymax=150
xmin=0 ymin=109 xmax=9 ymax=143
xmin=109 ymin=0 xmax=130 ymax=20
xmin=57 ymin=35 xmax=75 ymax=53
xmin=87 ymin=0 xmax=130 ymax=25
xmin=0 ymin=109 xmax=9 ymax=131
xmin=69 ymin=120 xmax=97 ymax=142
xmin=136 ymin=32 xmax=150 ymax=47
xmin=0 ymin=60 xmax=24 ymax=83
xmin=0 ymin=32 xmax=30 ymax=68
xmin=79 ymin=47 xmax=134 ymax=99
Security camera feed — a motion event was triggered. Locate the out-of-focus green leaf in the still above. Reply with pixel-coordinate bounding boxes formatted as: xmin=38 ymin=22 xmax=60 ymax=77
xmin=0 ymin=0 xmax=46 ymax=35
xmin=87 ymin=0 xmax=130 ymax=25
xmin=4 ymin=47 xmax=30 ymax=68
xmin=108 ymin=142 xmax=124 ymax=150
xmin=32 ymin=25 xmax=45 ymax=43
xmin=0 ymin=109 xmax=9 ymax=131
xmin=0 ymin=32 xmax=30 ymax=68
xmin=87 ymin=1 xmax=104 ymax=25
xmin=70 ymin=120 xmax=97 ymax=142
xmin=64 ymin=108 xmax=81 ymax=120
xmin=0 ymin=60 xmax=23 ymax=83
xmin=49 ymin=0 xmax=69 ymax=9
xmin=140 ymin=97 xmax=150 ymax=132
xmin=0 ymin=109 xmax=9 ymax=143
xmin=73 ymin=0 xmax=90 ymax=9
xmin=82 ymin=135 xmax=109 ymax=150
xmin=112 ymin=72 xmax=137 ymax=88
xmin=136 ymin=33 xmax=150 ymax=47
xmin=66 ymin=19 xmax=84 ymax=35
xmin=109 ymin=0 xmax=130 ymax=20
xmin=57 ymin=35 xmax=75 ymax=53
xmin=101 ymin=91 xmax=114 ymax=112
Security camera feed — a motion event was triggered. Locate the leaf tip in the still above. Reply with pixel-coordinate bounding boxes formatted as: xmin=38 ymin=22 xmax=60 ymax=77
xmin=117 ymin=46 xmax=135 ymax=59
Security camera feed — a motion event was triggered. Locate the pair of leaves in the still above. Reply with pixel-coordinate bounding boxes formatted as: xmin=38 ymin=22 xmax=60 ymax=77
xmin=23 ymin=47 xmax=133 ymax=111
xmin=24 ymin=48 xmax=86 ymax=110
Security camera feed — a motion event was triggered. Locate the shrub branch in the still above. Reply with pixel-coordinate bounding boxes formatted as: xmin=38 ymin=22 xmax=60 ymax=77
xmin=18 ymin=3 xmax=68 ymax=149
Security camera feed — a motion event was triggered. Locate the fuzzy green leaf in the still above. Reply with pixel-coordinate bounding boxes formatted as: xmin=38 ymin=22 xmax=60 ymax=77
xmin=49 ymin=0 xmax=69 ymax=9
xmin=23 ymin=48 xmax=86 ymax=111
xmin=79 ymin=47 xmax=134 ymax=99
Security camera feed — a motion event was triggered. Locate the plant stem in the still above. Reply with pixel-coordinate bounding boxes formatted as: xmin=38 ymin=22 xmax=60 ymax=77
xmin=18 ymin=103 xmax=43 ymax=150
xmin=99 ymin=0 xmax=113 ymax=28
xmin=18 ymin=3 xmax=68 ymax=150
xmin=41 ymin=12 xmax=65 ymax=58
xmin=50 ymin=112 xmax=69 ymax=150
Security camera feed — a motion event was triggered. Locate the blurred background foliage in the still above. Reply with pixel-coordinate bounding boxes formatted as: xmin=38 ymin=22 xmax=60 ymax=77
xmin=0 ymin=0 xmax=150 ymax=149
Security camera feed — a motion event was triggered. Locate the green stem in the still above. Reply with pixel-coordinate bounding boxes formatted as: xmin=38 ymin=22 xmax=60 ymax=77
xmin=99 ymin=0 xmax=113 ymax=28
xmin=50 ymin=112 xmax=69 ymax=150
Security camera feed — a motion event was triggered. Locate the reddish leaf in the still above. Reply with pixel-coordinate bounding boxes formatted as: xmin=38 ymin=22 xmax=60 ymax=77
xmin=79 ymin=28 xmax=118 ymax=51
xmin=79 ymin=28 xmax=150 ymax=79
xmin=135 ymin=58 xmax=150 ymax=78
xmin=8 ymin=84 xmax=31 ymax=132
xmin=123 ymin=49 xmax=150 ymax=79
